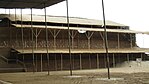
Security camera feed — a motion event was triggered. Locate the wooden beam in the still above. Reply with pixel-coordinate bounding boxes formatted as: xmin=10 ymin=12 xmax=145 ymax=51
xmin=112 ymin=53 xmax=115 ymax=67
xmin=79 ymin=54 xmax=82 ymax=70
xmin=61 ymin=54 xmax=63 ymax=71
xmin=40 ymin=54 xmax=43 ymax=72
xmin=96 ymin=54 xmax=99 ymax=69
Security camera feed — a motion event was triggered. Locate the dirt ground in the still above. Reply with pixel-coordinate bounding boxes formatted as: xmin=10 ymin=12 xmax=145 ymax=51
xmin=0 ymin=66 xmax=149 ymax=84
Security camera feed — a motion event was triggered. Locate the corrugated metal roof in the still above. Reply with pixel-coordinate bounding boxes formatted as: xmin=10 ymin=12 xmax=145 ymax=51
xmin=0 ymin=0 xmax=64 ymax=8
xmin=0 ymin=14 xmax=126 ymax=27
xmin=12 ymin=24 xmax=149 ymax=34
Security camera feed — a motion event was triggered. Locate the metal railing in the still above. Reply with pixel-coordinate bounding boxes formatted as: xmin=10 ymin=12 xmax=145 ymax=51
xmin=16 ymin=59 xmax=27 ymax=72
xmin=0 ymin=55 xmax=8 ymax=63
xmin=0 ymin=55 xmax=27 ymax=72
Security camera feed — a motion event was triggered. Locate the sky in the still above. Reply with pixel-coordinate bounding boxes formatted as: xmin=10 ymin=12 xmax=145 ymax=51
xmin=1 ymin=0 xmax=149 ymax=48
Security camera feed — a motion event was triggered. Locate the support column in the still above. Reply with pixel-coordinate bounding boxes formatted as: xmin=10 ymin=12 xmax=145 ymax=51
xmin=41 ymin=54 xmax=43 ymax=72
xmin=32 ymin=29 xmax=42 ymax=49
xmin=96 ymin=54 xmax=99 ymax=69
xmin=35 ymin=54 xmax=37 ymax=72
xmin=61 ymin=54 xmax=63 ymax=70
xmin=70 ymin=31 xmax=77 ymax=49
xmin=49 ymin=30 xmax=60 ymax=49
xmin=104 ymin=54 xmax=107 ymax=68
xmin=72 ymin=54 xmax=74 ymax=69
xmin=117 ymin=33 xmax=120 ymax=49
xmin=55 ymin=54 xmax=57 ymax=71
xmin=89 ymin=54 xmax=91 ymax=69
xmin=112 ymin=54 xmax=115 ymax=67
xmin=118 ymin=54 xmax=120 ymax=63
xmin=85 ymin=32 xmax=94 ymax=49
xmin=127 ymin=54 xmax=129 ymax=63
xmin=79 ymin=54 xmax=82 ymax=70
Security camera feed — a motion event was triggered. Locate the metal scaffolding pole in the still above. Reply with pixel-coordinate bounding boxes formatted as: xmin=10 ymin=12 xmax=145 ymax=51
xmin=101 ymin=0 xmax=110 ymax=79
xmin=66 ymin=0 xmax=73 ymax=76
xmin=44 ymin=4 xmax=50 ymax=75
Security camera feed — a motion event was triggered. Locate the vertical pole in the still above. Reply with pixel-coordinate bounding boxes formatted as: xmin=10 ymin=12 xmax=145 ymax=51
xmin=35 ymin=29 xmax=38 ymax=49
xmin=127 ymin=54 xmax=129 ymax=63
xmin=72 ymin=37 xmax=74 ymax=49
xmin=41 ymin=54 xmax=43 ymax=72
xmin=72 ymin=54 xmax=74 ymax=69
xmin=130 ymin=34 xmax=132 ymax=48
xmin=44 ymin=4 xmax=50 ymax=75
xmin=35 ymin=54 xmax=38 ymax=72
xmin=97 ymin=54 xmax=99 ymax=69
xmin=79 ymin=54 xmax=82 ymax=70
xmin=112 ymin=53 xmax=115 ymax=67
xmin=88 ymin=38 xmax=90 ymax=49
xmin=118 ymin=33 xmax=120 ymax=49
xmin=89 ymin=54 xmax=91 ymax=69
xmin=31 ymin=8 xmax=36 ymax=73
xmin=101 ymin=0 xmax=110 ymax=79
xmin=20 ymin=9 xmax=25 ymax=63
xmin=55 ymin=54 xmax=57 ymax=71
xmin=54 ymin=36 xmax=56 ymax=49
xmin=61 ymin=54 xmax=63 ymax=70
xmin=66 ymin=0 xmax=72 ymax=76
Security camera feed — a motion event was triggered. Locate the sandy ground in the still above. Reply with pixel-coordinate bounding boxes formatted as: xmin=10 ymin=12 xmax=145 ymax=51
xmin=0 ymin=61 xmax=149 ymax=84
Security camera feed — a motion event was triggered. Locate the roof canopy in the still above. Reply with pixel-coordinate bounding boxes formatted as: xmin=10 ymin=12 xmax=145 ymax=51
xmin=15 ymin=48 xmax=145 ymax=54
xmin=12 ymin=24 xmax=149 ymax=34
xmin=0 ymin=0 xmax=64 ymax=9
xmin=0 ymin=14 xmax=127 ymax=27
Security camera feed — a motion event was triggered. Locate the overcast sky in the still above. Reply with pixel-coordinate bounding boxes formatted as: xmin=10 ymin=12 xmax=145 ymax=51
xmin=1 ymin=0 xmax=149 ymax=48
